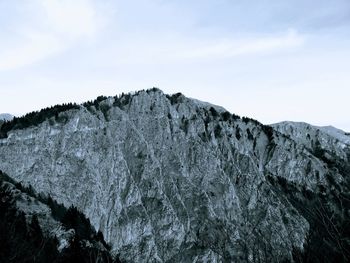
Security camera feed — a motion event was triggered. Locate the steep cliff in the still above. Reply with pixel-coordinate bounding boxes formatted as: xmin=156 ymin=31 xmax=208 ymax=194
xmin=0 ymin=88 xmax=349 ymax=262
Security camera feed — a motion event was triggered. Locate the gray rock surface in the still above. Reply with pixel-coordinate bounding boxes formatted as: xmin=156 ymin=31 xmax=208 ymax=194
xmin=272 ymin=121 xmax=350 ymax=162
xmin=0 ymin=89 xmax=348 ymax=262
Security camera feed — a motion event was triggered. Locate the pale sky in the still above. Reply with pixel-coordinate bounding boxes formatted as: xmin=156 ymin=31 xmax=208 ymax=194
xmin=0 ymin=0 xmax=349 ymax=131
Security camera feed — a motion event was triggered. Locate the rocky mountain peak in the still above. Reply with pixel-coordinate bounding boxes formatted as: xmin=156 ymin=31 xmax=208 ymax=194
xmin=0 ymin=88 xmax=349 ymax=262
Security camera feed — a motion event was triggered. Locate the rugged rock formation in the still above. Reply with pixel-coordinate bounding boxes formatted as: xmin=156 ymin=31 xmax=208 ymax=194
xmin=272 ymin=121 xmax=350 ymax=162
xmin=0 ymin=88 xmax=349 ymax=262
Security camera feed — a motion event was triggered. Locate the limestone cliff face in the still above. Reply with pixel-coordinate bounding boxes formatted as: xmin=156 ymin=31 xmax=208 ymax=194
xmin=0 ymin=89 xmax=349 ymax=262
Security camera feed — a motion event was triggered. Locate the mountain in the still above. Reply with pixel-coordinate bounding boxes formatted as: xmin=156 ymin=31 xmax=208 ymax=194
xmin=0 ymin=88 xmax=349 ymax=262
xmin=0 ymin=113 xmax=14 ymax=121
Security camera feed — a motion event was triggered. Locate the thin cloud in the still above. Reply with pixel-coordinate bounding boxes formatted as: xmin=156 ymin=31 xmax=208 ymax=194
xmin=39 ymin=0 xmax=97 ymax=38
xmin=0 ymin=32 xmax=62 ymax=71
xmin=108 ymin=29 xmax=305 ymax=65
xmin=0 ymin=0 xmax=100 ymax=71
xmin=178 ymin=29 xmax=304 ymax=60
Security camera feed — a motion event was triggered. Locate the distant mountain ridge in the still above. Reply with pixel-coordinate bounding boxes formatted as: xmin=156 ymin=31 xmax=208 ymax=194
xmin=0 ymin=88 xmax=349 ymax=262
xmin=0 ymin=113 xmax=14 ymax=121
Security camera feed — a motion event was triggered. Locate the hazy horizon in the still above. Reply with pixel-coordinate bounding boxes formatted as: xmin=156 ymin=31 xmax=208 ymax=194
xmin=1 ymin=0 xmax=349 ymax=131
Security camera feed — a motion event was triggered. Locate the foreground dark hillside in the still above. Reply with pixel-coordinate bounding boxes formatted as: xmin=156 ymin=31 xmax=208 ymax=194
xmin=0 ymin=171 xmax=121 ymax=263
